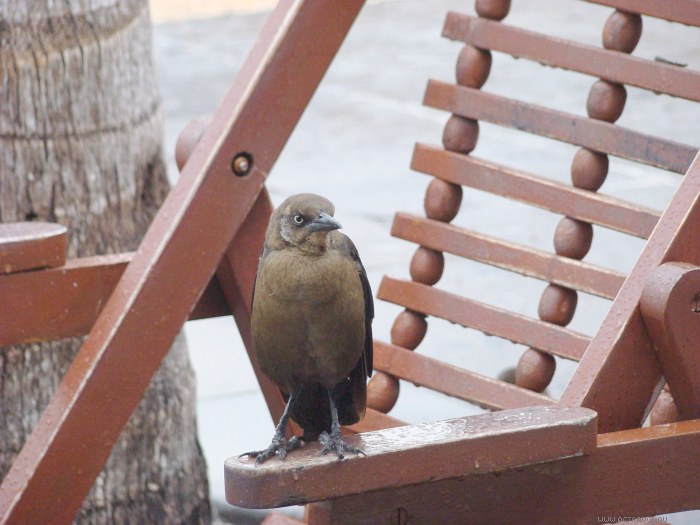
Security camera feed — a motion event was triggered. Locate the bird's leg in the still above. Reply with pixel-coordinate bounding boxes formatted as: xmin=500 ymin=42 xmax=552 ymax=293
xmin=319 ymin=388 xmax=365 ymax=460
xmin=240 ymin=392 xmax=303 ymax=464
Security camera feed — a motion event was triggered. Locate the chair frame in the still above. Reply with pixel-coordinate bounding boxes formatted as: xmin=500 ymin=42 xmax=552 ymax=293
xmin=1 ymin=0 xmax=699 ymax=523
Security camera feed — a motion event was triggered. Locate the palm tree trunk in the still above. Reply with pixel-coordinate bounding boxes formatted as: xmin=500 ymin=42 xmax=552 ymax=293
xmin=0 ymin=1 xmax=211 ymax=522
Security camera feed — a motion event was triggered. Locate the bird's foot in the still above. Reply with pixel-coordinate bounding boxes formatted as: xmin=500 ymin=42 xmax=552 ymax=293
xmin=318 ymin=430 xmax=365 ymax=460
xmin=240 ymin=436 xmax=304 ymax=465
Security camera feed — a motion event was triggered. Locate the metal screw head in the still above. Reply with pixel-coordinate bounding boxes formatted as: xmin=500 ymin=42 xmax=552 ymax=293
xmin=231 ymin=152 xmax=252 ymax=176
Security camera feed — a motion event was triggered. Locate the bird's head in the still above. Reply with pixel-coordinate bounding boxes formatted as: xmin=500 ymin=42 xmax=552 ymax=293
xmin=266 ymin=193 xmax=342 ymax=253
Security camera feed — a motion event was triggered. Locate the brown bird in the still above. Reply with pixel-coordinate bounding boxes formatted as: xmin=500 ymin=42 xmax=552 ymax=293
xmin=244 ymin=193 xmax=373 ymax=463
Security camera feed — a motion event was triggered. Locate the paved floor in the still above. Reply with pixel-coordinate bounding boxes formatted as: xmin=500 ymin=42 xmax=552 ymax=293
xmin=152 ymin=1 xmax=699 ymax=523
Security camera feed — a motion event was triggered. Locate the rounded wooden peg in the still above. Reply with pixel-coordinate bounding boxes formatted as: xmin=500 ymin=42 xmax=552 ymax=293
xmin=554 ymin=217 xmax=593 ymax=260
xmin=456 ymin=45 xmax=492 ymax=89
xmin=424 ymin=179 xmax=463 ymax=223
xmin=410 ymin=247 xmax=444 ymax=285
xmin=391 ymin=310 xmax=428 ymax=350
xmin=571 ymin=148 xmax=608 ymax=191
xmin=442 ymin=115 xmax=479 ymax=155
xmin=538 ymin=284 xmax=578 ymax=326
xmin=175 ymin=116 xmax=210 ymax=171
xmin=603 ymin=10 xmax=642 ymax=53
xmin=0 ymin=222 xmax=68 ymax=274
xmin=650 ymin=385 xmax=679 ymax=426
xmin=367 ymin=371 xmax=400 ymax=413
xmin=475 ymin=0 xmax=511 ymax=20
xmin=515 ymin=348 xmax=556 ymax=393
xmin=586 ymin=80 xmax=627 ymax=123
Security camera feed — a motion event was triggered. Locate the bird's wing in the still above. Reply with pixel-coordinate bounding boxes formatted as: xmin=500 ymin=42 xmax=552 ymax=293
xmin=331 ymin=233 xmax=373 ymax=424
xmin=336 ymin=233 xmax=374 ymax=376
xmin=250 ymin=244 xmax=270 ymax=307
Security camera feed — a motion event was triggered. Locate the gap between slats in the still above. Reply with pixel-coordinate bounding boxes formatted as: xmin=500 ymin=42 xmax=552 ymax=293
xmin=424 ymin=80 xmax=698 ymax=175
xmin=373 ymin=341 xmax=555 ymax=410
xmin=392 ymin=212 xmax=625 ymax=299
xmin=442 ymin=13 xmax=700 ymax=101
xmin=412 ymin=144 xmax=661 ymax=238
xmin=346 ymin=407 xmax=406 ymax=433
xmin=581 ymin=0 xmax=700 ymax=27
xmin=378 ymin=277 xmax=590 ymax=361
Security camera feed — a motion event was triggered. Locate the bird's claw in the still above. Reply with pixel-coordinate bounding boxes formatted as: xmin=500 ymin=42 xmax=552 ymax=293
xmin=240 ymin=436 xmax=304 ymax=465
xmin=318 ymin=430 xmax=365 ymax=460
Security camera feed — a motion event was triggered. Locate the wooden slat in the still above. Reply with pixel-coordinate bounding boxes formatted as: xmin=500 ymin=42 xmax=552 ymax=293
xmin=374 ymin=341 xmax=554 ymax=410
xmin=330 ymin=420 xmax=700 ymax=524
xmin=443 ymin=13 xmax=700 ymax=101
xmin=378 ymin=277 xmax=590 ymax=360
xmin=0 ymin=253 xmax=231 ymax=347
xmin=392 ymin=212 xmax=625 ymax=299
xmin=412 ymin=144 xmax=660 ymax=238
xmin=582 ymin=0 xmax=700 ymax=27
xmin=424 ymin=80 xmax=698 ymax=174
xmin=225 ymin=406 xmax=596 ymax=509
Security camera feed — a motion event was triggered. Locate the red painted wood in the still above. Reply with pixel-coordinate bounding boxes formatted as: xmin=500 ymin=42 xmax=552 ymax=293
xmin=378 ymin=277 xmax=590 ymax=360
xmin=0 ymin=222 xmax=67 ymax=274
xmin=0 ymin=1 xmax=366 ymax=523
xmin=443 ymin=13 xmax=700 ymax=100
xmin=424 ymin=81 xmax=697 ymax=174
xmin=225 ymin=406 xmax=596 ymax=509
xmin=411 ymin=144 xmax=660 ymax=239
xmin=563 ymin=153 xmax=700 ymax=431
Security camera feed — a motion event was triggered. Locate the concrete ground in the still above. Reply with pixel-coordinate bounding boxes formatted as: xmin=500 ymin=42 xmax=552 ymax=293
xmin=151 ymin=1 xmax=699 ymax=523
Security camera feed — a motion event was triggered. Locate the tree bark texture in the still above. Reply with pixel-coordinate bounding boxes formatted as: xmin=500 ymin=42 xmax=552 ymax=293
xmin=0 ymin=1 xmax=211 ymax=523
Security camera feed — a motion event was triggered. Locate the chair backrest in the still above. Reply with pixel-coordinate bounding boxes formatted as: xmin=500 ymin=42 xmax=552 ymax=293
xmin=363 ymin=0 xmax=700 ymax=432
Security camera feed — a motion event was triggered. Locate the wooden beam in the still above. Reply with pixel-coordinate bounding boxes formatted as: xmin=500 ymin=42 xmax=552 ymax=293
xmin=562 ymin=153 xmax=700 ymax=431
xmin=641 ymin=262 xmax=700 ymax=420
xmin=379 ymin=277 xmax=590 ymax=360
xmin=411 ymin=144 xmax=660 ymax=239
xmin=0 ymin=253 xmax=231 ymax=346
xmin=326 ymin=419 xmax=700 ymax=524
xmin=424 ymin=81 xmax=697 ymax=174
xmin=443 ymin=13 xmax=700 ymax=100
xmin=225 ymin=406 xmax=597 ymax=508
xmin=0 ymin=1 xmax=366 ymax=523
xmin=392 ymin=212 xmax=625 ymax=299
xmin=373 ymin=341 xmax=553 ymax=410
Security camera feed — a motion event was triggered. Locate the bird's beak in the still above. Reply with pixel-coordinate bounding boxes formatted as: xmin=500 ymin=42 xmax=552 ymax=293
xmin=308 ymin=212 xmax=342 ymax=232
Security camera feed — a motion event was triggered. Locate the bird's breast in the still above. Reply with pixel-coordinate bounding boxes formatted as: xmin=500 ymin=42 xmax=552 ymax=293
xmin=257 ymin=250 xmax=356 ymax=303
xmin=251 ymin=249 xmax=366 ymax=390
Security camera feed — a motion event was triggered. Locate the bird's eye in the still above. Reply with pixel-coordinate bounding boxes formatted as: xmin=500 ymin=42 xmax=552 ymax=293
xmin=293 ymin=214 xmax=305 ymax=225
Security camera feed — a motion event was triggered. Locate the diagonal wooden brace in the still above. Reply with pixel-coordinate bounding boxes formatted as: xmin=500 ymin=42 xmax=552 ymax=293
xmin=562 ymin=151 xmax=700 ymax=431
xmin=641 ymin=262 xmax=700 ymax=420
xmin=0 ymin=1 xmax=365 ymax=523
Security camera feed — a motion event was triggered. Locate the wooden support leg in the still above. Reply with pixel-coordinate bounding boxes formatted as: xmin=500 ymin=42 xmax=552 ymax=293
xmin=641 ymin=262 xmax=700 ymax=420
xmin=214 ymin=188 xmax=302 ymax=436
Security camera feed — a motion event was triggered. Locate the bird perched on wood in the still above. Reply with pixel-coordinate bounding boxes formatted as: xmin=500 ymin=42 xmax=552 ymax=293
xmin=244 ymin=193 xmax=373 ymax=463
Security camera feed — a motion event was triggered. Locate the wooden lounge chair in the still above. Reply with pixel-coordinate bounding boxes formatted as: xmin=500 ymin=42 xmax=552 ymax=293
xmin=1 ymin=1 xmax=699 ymax=524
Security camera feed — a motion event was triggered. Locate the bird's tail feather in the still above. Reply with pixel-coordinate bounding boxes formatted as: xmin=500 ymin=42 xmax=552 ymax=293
xmin=287 ymin=379 xmax=361 ymax=442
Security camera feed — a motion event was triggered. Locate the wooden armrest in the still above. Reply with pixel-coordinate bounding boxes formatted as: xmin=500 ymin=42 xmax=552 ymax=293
xmin=0 ymin=253 xmax=231 ymax=346
xmin=0 ymin=222 xmax=67 ymax=274
xmin=225 ymin=406 xmax=597 ymax=509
